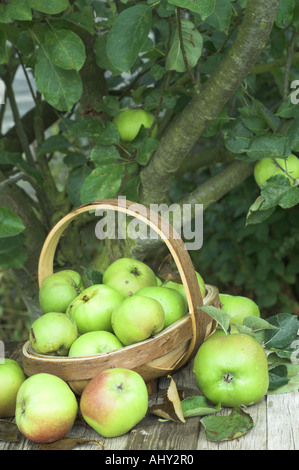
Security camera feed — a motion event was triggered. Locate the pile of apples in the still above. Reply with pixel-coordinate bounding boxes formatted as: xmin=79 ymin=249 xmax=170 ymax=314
xmin=0 ymin=256 xmax=270 ymax=445
xmin=0 ymin=257 xmax=206 ymax=444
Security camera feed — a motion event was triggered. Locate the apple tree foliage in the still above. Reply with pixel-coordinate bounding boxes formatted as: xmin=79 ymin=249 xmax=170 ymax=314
xmin=0 ymin=0 xmax=299 ymax=320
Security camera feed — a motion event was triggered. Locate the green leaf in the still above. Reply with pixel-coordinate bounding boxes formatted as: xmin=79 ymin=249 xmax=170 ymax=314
xmin=275 ymin=0 xmax=295 ymax=29
xmin=243 ymin=316 xmax=278 ymax=332
xmin=198 ymin=305 xmax=230 ymax=333
xmin=167 ymin=0 xmax=215 ymax=19
xmin=0 ymin=0 xmax=32 ymax=23
xmin=90 ymin=144 xmax=120 ymax=165
xmin=200 ymin=406 xmax=254 ymax=442
xmin=246 ymin=195 xmax=276 ymax=226
xmin=166 ymin=19 xmax=203 ymax=73
xmin=268 ymin=365 xmax=289 ymax=390
xmin=245 ymin=135 xmax=291 ymax=161
xmin=80 ymin=164 xmax=124 ymax=204
xmin=260 ymin=175 xmax=299 ymax=210
xmin=223 ymin=121 xmax=253 ymax=155
xmin=94 ymin=34 xmax=122 ymax=76
xmin=0 ymin=207 xmax=25 ymax=238
xmin=81 ymin=266 xmax=103 ymax=285
xmin=36 ymin=135 xmax=71 ymax=156
xmin=181 ymin=396 xmax=221 ymax=418
xmin=45 ymin=28 xmax=86 ymax=72
xmin=65 ymin=6 xmax=95 ymax=34
xmin=264 ymin=313 xmax=299 ymax=349
xmin=106 ymin=5 xmax=153 ymax=72
xmin=67 ymin=120 xmax=120 ymax=146
xmin=35 ymin=46 xmax=82 ymax=112
xmin=67 ymin=165 xmax=92 ymax=207
xmin=29 ymin=0 xmax=69 ymax=14
xmin=0 ymin=234 xmax=27 ymax=269
xmin=205 ymin=0 xmax=232 ymax=32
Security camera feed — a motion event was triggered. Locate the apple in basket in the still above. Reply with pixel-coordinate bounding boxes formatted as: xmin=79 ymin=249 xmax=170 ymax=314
xmin=80 ymin=368 xmax=148 ymax=437
xmin=39 ymin=269 xmax=85 ymax=314
xmin=135 ymin=285 xmax=187 ymax=328
xmin=103 ymin=257 xmax=158 ymax=297
xmin=111 ymin=295 xmax=165 ymax=346
xmin=0 ymin=359 xmax=26 ymax=418
xmin=29 ymin=312 xmax=78 ymax=356
xmin=163 ymin=271 xmax=206 ymax=310
xmin=66 ymin=284 xmax=124 ymax=335
xmin=193 ymin=333 xmax=269 ymax=407
xmin=68 ymin=331 xmax=123 ymax=357
xmin=15 ymin=373 xmax=78 ymax=443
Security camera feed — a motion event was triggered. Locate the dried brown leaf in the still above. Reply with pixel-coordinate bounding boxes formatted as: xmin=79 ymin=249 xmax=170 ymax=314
xmin=0 ymin=420 xmax=20 ymax=442
xmin=150 ymin=375 xmax=185 ymax=423
xmin=38 ymin=437 xmax=104 ymax=450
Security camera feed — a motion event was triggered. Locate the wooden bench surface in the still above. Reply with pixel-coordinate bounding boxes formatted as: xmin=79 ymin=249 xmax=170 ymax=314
xmin=1 ymin=341 xmax=298 ymax=451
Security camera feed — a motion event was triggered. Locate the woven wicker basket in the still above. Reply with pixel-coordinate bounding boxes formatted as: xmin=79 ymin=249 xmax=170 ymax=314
xmin=22 ymin=198 xmax=220 ymax=395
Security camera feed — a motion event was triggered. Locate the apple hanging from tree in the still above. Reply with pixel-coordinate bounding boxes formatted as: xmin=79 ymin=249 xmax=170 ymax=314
xmin=113 ymin=109 xmax=158 ymax=142
xmin=254 ymin=154 xmax=299 ymax=187
xmin=111 ymin=295 xmax=165 ymax=346
xmin=193 ymin=333 xmax=269 ymax=407
xmin=135 ymin=285 xmax=187 ymax=328
xmin=66 ymin=284 xmax=124 ymax=334
xmin=103 ymin=257 xmax=158 ymax=298
xmin=0 ymin=359 xmax=26 ymax=418
xmin=15 ymin=373 xmax=78 ymax=443
xmin=29 ymin=312 xmax=78 ymax=356
xmin=39 ymin=270 xmax=85 ymax=314
xmin=68 ymin=330 xmax=123 ymax=357
xmin=80 ymin=368 xmax=148 ymax=437
xmin=219 ymin=293 xmax=260 ymax=325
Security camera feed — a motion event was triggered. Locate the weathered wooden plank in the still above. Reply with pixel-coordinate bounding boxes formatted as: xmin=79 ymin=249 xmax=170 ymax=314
xmin=266 ymin=391 xmax=299 ymax=450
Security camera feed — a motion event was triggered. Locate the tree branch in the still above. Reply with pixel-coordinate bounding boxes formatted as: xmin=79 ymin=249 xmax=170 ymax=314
xmin=139 ymin=0 xmax=280 ymax=205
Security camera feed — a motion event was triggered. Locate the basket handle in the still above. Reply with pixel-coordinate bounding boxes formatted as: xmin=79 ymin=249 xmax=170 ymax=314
xmin=38 ymin=198 xmax=212 ymax=366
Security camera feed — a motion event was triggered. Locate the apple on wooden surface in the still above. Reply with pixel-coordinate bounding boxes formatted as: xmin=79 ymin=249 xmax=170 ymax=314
xmin=29 ymin=312 xmax=78 ymax=356
xmin=66 ymin=284 xmax=124 ymax=334
xmin=113 ymin=109 xmax=157 ymax=142
xmin=135 ymin=285 xmax=187 ymax=328
xmin=80 ymin=368 xmax=148 ymax=437
xmin=111 ymin=295 xmax=165 ymax=346
xmin=15 ymin=373 xmax=78 ymax=443
xmin=103 ymin=257 xmax=158 ymax=297
xmin=39 ymin=269 xmax=85 ymax=314
xmin=254 ymin=154 xmax=299 ymax=187
xmin=0 ymin=359 xmax=26 ymax=418
xmin=68 ymin=330 xmax=123 ymax=357
xmin=193 ymin=333 xmax=269 ymax=407
xmin=219 ymin=293 xmax=260 ymax=325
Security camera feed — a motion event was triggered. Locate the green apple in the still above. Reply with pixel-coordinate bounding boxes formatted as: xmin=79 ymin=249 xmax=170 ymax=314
xmin=29 ymin=312 xmax=78 ymax=356
xmin=113 ymin=109 xmax=158 ymax=142
xmin=15 ymin=373 xmax=78 ymax=443
xmin=0 ymin=359 xmax=26 ymax=418
xmin=103 ymin=257 xmax=158 ymax=297
xmin=39 ymin=270 xmax=85 ymax=314
xmin=193 ymin=333 xmax=269 ymax=407
xmin=111 ymin=295 xmax=165 ymax=346
xmin=135 ymin=286 xmax=187 ymax=328
xmin=219 ymin=293 xmax=260 ymax=325
xmin=163 ymin=271 xmax=206 ymax=310
xmin=68 ymin=331 xmax=123 ymax=357
xmin=80 ymin=368 xmax=148 ymax=437
xmin=66 ymin=284 xmax=124 ymax=335
xmin=254 ymin=154 xmax=299 ymax=188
